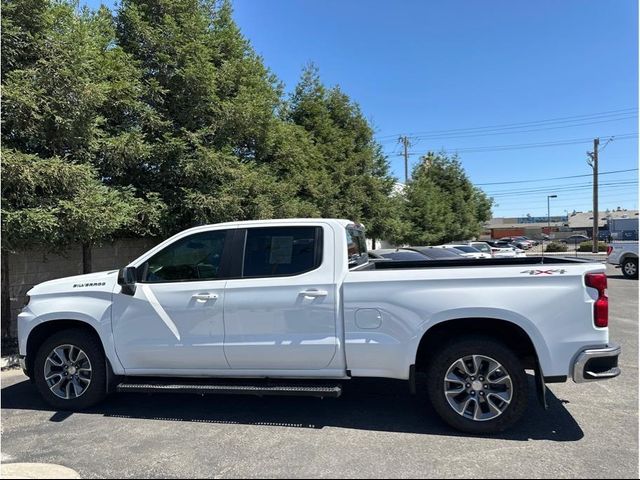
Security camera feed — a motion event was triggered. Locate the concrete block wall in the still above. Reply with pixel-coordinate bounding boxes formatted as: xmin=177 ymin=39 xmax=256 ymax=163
xmin=4 ymin=238 xmax=159 ymax=337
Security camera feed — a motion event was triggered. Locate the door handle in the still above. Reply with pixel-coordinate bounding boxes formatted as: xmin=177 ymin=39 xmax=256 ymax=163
xmin=299 ymin=289 xmax=328 ymax=298
xmin=192 ymin=293 xmax=218 ymax=302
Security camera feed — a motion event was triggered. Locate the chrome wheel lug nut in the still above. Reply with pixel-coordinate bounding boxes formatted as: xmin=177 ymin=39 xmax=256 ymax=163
xmin=484 ymin=385 xmax=488 ymax=389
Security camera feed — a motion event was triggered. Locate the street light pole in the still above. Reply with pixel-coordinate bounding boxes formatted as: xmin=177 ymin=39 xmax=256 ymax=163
xmin=547 ymin=195 xmax=558 ymax=233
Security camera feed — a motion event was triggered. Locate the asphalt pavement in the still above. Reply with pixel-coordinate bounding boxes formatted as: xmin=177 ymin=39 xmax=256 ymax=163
xmin=1 ymin=265 xmax=637 ymax=478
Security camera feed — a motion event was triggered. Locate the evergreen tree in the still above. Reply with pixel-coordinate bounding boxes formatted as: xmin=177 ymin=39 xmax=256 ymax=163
xmin=402 ymin=153 xmax=493 ymax=245
xmin=288 ymin=64 xmax=404 ymax=241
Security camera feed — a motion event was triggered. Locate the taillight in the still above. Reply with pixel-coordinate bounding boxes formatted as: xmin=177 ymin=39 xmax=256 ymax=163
xmin=607 ymin=246 xmax=613 ymax=256
xmin=585 ymin=273 xmax=608 ymax=328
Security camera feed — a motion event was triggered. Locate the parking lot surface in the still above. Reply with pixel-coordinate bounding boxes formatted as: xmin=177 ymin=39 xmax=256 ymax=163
xmin=1 ymin=266 xmax=637 ymax=479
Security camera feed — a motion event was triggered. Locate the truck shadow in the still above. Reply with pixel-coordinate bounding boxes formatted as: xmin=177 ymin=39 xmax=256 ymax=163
xmin=1 ymin=374 xmax=583 ymax=442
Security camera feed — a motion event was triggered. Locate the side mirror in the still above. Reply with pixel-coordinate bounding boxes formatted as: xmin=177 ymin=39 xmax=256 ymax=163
xmin=117 ymin=266 xmax=137 ymax=296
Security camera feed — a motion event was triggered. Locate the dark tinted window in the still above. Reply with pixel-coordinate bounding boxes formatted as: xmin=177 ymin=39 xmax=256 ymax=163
xmin=142 ymin=230 xmax=227 ymax=283
xmin=243 ymin=227 xmax=322 ymax=277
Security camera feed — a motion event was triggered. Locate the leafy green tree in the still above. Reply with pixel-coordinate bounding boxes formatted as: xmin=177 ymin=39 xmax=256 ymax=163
xmin=2 ymin=0 xmax=166 ymax=244
xmin=1 ymin=150 xmax=163 ymax=336
xmin=114 ymin=0 xmax=318 ymax=229
xmin=402 ymin=153 xmax=493 ymax=245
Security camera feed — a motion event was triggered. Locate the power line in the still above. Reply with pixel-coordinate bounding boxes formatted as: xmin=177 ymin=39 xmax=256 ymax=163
xmin=486 ymin=180 xmax=638 ymax=197
xmin=492 ymin=191 xmax=639 ymax=207
xmin=404 ymin=115 xmax=637 ymax=141
xmin=441 ymin=133 xmax=637 ymax=154
xmin=475 ymin=168 xmax=638 ymax=186
xmin=487 ymin=182 xmax=638 ymax=198
xmin=491 ymin=187 xmax=638 ymax=202
xmin=375 ymin=108 xmax=638 ymax=140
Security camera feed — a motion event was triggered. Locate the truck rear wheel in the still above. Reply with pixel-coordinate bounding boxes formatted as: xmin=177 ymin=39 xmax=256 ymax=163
xmin=426 ymin=336 xmax=528 ymax=434
xmin=33 ymin=329 xmax=107 ymax=410
xmin=621 ymin=258 xmax=638 ymax=279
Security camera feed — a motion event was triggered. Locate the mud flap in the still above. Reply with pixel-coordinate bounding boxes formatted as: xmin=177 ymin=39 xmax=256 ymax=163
xmin=409 ymin=364 xmax=417 ymax=395
xmin=534 ymin=361 xmax=548 ymax=410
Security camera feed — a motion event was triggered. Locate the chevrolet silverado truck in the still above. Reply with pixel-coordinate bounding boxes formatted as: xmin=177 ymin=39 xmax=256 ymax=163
xmin=607 ymin=241 xmax=639 ymax=279
xmin=18 ymin=219 xmax=621 ymax=433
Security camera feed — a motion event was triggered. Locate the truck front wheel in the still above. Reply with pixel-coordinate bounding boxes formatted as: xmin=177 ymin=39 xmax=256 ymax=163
xmin=426 ymin=336 xmax=528 ymax=434
xmin=621 ymin=258 xmax=638 ymax=279
xmin=33 ymin=329 xmax=108 ymax=410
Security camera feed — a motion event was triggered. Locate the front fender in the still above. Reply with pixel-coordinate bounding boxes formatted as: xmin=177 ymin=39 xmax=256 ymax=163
xmin=18 ymin=292 xmax=124 ymax=375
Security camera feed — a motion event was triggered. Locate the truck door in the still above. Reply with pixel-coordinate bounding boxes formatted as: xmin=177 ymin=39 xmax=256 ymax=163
xmin=223 ymin=224 xmax=338 ymax=370
xmin=112 ymin=229 xmax=232 ymax=372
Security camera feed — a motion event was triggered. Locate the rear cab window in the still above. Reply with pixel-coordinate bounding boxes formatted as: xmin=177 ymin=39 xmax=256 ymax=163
xmin=242 ymin=226 xmax=323 ymax=278
xmin=346 ymin=225 xmax=368 ymax=268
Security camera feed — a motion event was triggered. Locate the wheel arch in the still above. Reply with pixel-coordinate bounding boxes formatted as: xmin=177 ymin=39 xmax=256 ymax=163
xmin=620 ymin=252 xmax=638 ymax=262
xmin=414 ymin=316 xmax=545 ymax=373
xmin=25 ymin=319 xmax=110 ymax=380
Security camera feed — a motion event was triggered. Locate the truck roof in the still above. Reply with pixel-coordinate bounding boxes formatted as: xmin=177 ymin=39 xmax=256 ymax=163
xmin=176 ymin=218 xmax=356 ymax=236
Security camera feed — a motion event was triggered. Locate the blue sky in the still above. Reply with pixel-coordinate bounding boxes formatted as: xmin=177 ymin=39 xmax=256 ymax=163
xmin=87 ymin=0 xmax=638 ymax=217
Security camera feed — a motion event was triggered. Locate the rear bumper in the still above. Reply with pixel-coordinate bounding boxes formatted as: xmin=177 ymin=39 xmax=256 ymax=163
xmin=572 ymin=343 xmax=621 ymax=383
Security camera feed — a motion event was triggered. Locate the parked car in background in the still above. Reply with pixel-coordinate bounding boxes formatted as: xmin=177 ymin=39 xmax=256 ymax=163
xmin=369 ymin=248 xmax=432 ymax=261
xmin=406 ymin=246 xmax=465 ymax=260
xmin=517 ymin=236 xmax=539 ymax=246
xmin=451 ymin=241 xmax=494 ymax=256
xmin=485 ymin=241 xmax=526 ymax=258
xmin=607 ymin=241 xmax=639 ymax=279
xmin=436 ymin=245 xmax=491 ymax=259
xmin=498 ymin=237 xmax=533 ymax=250
xmin=561 ymin=235 xmax=590 ymax=246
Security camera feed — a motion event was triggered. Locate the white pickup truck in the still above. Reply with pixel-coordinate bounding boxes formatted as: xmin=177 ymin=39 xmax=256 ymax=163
xmin=18 ymin=219 xmax=620 ymax=433
xmin=607 ymin=241 xmax=639 ymax=279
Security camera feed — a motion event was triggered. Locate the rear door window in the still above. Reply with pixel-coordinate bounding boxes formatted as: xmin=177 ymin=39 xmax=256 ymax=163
xmin=242 ymin=226 xmax=323 ymax=278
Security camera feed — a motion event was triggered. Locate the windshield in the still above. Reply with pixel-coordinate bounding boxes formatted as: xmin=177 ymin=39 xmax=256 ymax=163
xmin=471 ymin=243 xmax=491 ymax=254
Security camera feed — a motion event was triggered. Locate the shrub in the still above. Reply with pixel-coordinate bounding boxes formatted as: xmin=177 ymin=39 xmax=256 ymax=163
xmin=545 ymin=242 xmax=568 ymax=253
xmin=578 ymin=241 xmax=607 ymax=252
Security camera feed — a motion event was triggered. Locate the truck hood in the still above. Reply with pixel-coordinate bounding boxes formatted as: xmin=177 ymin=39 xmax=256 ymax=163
xmin=28 ymin=270 xmax=120 ymax=296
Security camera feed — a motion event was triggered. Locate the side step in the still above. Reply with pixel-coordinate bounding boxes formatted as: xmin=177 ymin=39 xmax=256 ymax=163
xmin=117 ymin=379 xmax=342 ymax=399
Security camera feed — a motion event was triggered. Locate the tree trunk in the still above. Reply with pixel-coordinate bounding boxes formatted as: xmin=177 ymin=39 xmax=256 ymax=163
xmin=371 ymin=238 xmax=376 ymax=250
xmin=1 ymin=250 xmax=12 ymax=339
xmin=82 ymin=243 xmax=92 ymax=274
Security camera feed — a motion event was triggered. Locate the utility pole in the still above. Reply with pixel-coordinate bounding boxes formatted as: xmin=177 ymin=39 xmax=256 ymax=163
xmin=399 ymin=136 xmax=411 ymax=183
xmin=587 ymin=138 xmax=599 ymax=253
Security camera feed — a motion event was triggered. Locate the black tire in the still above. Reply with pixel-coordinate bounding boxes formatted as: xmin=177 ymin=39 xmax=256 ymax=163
xmin=621 ymin=258 xmax=638 ymax=280
xmin=34 ymin=329 xmax=107 ymax=410
xmin=426 ymin=336 xmax=528 ymax=434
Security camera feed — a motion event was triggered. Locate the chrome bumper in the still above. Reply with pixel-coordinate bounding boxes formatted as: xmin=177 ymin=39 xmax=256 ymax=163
xmin=573 ymin=343 xmax=621 ymax=383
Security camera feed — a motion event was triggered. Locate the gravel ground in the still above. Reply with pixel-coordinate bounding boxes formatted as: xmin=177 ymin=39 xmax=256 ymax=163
xmin=1 ymin=265 xmax=637 ymax=479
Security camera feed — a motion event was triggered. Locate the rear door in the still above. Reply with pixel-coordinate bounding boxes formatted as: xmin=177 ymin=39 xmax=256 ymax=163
xmin=223 ymin=224 xmax=338 ymax=370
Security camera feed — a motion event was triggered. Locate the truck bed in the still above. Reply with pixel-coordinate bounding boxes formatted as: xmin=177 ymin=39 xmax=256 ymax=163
xmin=365 ymin=256 xmax=593 ymax=270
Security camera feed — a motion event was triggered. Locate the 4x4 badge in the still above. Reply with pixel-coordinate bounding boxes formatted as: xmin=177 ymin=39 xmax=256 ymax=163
xmin=521 ymin=269 xmax=567 ymax=275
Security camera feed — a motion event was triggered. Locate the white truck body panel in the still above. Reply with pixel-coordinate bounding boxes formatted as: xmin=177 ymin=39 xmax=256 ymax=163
xmin=19 ymin=219 xmax=610 ymax=382
xmin=607 ymin=241 xmax=638 ymax=266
